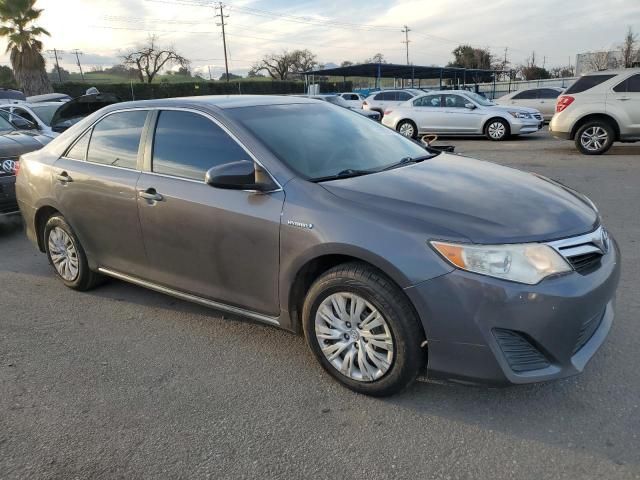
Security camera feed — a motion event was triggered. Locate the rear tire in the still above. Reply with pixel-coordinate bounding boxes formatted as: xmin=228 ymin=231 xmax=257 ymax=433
xmin=302 ymin=262 xmax=425 ymax=397
xmin=485 ymin=118 xmax=509 ymax=141
xmin=44 ymin=215 xmax=103 ymax=291
xmin=575 ymin=120 xmax=614 ymax=155
xmin=397 ymin=120 xmax=417 ymax=139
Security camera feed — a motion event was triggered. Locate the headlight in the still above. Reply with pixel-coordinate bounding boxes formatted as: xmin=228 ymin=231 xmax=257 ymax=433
xmin=430 ymin=241 xmax=572 ymax=284
xmin=508 ymin=111 xmax=532 ymax=119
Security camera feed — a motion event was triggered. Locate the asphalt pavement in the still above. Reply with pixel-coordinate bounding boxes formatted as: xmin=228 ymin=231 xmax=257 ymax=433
xmin=1 ymin=129 xmax=639 ymax=479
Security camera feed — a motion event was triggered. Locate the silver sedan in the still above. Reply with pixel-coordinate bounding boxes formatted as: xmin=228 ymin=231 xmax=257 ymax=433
xmin=382 ymin=90 xmax=543 ymax=141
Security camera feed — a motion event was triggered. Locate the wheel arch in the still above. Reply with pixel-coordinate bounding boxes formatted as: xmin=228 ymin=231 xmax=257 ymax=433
xmin=570 ymin=113 xmax=620 ymax=140
xmin=284 ymin=247 xmax=420 ymax=335
xmin=34 ymin=205 xmax=62 ymax=252
xmin=483 ymin=116 xmax=511 ymax=136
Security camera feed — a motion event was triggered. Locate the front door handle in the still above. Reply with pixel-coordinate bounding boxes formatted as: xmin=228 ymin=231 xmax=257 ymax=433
xmin=139 ymin=189 xmax=164 ymax=202
xmin=617 ymin=97 xmax=631 ymax=101
xmin=56 ymin=171 xmax=72 ymax=183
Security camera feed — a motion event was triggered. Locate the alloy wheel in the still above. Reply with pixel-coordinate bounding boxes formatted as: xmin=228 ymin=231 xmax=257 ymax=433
xmin=487 ymin=121 xmax=506 ymax=139
xmin=580 ymin=126 xmax=608 ymax=152
xmin=48 ymin=226 xmax=79 ymax=281
xmin=398 ymin=122 xmax=415 ymax=138
xmin=314 ymin=292 xmax=394 ymax=382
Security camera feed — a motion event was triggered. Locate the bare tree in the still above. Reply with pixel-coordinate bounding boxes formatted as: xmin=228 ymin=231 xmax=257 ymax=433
xmin=365 ymin=53 xmax=386 ymax=64
xmin=622 ymin=26 xmax=638 ymax=68
xmin=251 ymin=49 xmax=317 ymax=80
xmin=587 ymin=51 xmax=612 ymax=72
xmin=122 ymin=35 xmax=189 ymax=84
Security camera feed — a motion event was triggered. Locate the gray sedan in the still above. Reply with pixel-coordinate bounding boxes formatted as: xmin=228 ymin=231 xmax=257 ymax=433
xmin=382 ymin=90 xmax=543 ymax=140
xmin=16 ymin=95 xmax=619 ymax=396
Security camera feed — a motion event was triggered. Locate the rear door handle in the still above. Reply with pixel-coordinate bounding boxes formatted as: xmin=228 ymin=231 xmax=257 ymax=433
xmin=617 ymin=97 xmax=631 ymax=101
xmin=56 ymin=171 xmax=72 ymax=183
xmin=138 ymin=189 xmax=164 ymax=202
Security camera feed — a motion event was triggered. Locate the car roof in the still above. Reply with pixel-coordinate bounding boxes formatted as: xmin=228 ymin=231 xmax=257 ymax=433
xmin=583 ymin=68 xmax=640 ymax=76
xmin=102 ymin=95 xmax=320 ymax=111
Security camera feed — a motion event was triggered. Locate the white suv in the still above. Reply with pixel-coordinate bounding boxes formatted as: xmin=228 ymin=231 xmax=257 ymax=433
xmin=362 ymin=89 xmax=424 ymax=118
xmin=549 ymin=69 xmax=640 ymax=154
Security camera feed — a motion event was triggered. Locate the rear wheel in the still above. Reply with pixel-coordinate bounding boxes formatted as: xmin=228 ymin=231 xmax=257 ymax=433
xmin=575 ymin=120 xmax=614 ymax=155
xmin=302 ymin=262 xmax=425 ymax=396
xmin=397 ymin=120 xmax=417 ymax=139
xmin=485 ymin=118 xmax=509 ymax=141
xmin=44 ymin=215 xmax=103 ymax=290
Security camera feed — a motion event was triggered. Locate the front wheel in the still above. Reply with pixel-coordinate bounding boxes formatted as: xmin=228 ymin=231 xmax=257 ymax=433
xmin=575 ymin=120 xmax=614 ymax=155
xmin=485 ymin=118 xmax=509 ymax=141
xmin=302 ymin=262 xmax=425 ymax=396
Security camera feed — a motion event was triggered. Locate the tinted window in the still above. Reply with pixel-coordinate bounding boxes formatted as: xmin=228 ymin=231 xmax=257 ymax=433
xmin=227 ymin=103 xmax=429 ymax=180
xmin=414 ymin=95 xmax=441 ymax=107
xmin=613 ymin=74 xmax=640 ymax=93
xmin=565 ymin=75 xmax=615 ymax=94
xmin=86 ymin=110 xmax=147 ymax=169
xmin=373 ymin=93 xmax=384 ymax=100
xmin=383 ymin=92 xmax=397 ymax=101
xmin=443 ymin=94 xmax=468 ymax=108
xmin=13 ymin=108 xmax=37 ymax=124
xmin=66 ymin=130 xmax=91 ymax=161
xmin=397 ymin=92 xmax=412 ymax=101
xmin=30 ymin=104 xmax=59 ymax=125
xmin=513 ymin=90 xmax=537 ymax=100
xmin=152 ymin=110 xmax=249 ymax=181
xmin=539 ymin=88 xmax=561 ymax=99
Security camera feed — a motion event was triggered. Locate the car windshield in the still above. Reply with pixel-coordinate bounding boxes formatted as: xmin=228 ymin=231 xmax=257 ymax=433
xmin=30 ymin=104 xmax=60 ymax=126
xmin=464 ymin=92 xmax=495 ymax=106
xmin=227 ymin=103 xmax=432 ymax=181
xmin=0 ymin=111 xmax=17 ymax=132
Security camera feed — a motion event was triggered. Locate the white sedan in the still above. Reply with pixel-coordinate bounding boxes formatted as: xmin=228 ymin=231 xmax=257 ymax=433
xmin=381 ymin=90 xmax=543 ymax=141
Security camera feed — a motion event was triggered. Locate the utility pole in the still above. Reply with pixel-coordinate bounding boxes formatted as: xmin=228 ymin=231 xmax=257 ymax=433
xmin=401 ymin=25 xmax=411 ymax=65
xmin=208 ymin=65 xmax=212 ymax=81
xmin=47 ymin=48 xmax=64 ymax=83
xmin=72 ymin=49 xmax=85 ymax=81
xmin=215 ymin=2 xmax=230 ymax=82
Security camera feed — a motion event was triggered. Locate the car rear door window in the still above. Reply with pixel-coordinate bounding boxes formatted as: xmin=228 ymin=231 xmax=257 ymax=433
xmin=513 ymin=90 xmax=537 ymax=100
xmin=565 ymin=75 xmax=615 ymax=94
xmin=613 ymin=74 xmax=640 ymax=93
xmin=152 ymin=110 xmax=249 ymax=181
xmin=397 ymin=92 xmax=412 ymax=101
xmin=539 ymin=89 xmax=561 ymax=99
xmin=86 ymin=110 xmax=147 ymax=169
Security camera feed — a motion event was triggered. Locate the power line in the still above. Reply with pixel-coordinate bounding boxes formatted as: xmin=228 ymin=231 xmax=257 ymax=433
xmin=72 ymin=49 xmax=85 ymax=81
xmin=46 ymin=48 xmax=64 ymax=82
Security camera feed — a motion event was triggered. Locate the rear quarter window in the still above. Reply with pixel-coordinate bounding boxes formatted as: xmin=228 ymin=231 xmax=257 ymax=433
xmin=565 ymin=75 xmax=616 ymax=94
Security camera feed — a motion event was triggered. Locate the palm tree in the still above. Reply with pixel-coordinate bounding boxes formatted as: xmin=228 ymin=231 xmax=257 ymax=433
xmin=0 ymin=0 xmax=52 ymax=95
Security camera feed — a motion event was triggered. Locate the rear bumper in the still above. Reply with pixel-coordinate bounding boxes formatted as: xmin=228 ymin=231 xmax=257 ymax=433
xmin=549 ymin=116 xmax=572 ymax=139
xmin=405 ymin=237 xmax=620 ymax=386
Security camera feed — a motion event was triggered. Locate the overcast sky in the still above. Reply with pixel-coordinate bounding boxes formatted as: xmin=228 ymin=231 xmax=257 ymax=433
xmin=1 ymin=0 xmax=638 ymax=78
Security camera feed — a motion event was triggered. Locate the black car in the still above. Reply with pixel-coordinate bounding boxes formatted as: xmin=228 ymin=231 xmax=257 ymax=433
xmin=0 ymin=110 xmax=54 ymax=216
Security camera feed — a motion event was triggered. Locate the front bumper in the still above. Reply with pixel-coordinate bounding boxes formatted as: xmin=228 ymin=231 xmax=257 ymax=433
xmin=510 ymin=118 xmax=543 ymax=135
xmin=0 ymin=175 xmax=19 ymax=216
xmin=405 ymin=238 xmax=620 ymax=386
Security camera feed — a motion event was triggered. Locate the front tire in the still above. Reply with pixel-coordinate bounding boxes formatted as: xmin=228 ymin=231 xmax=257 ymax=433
xmin=44 ymin=215 xmax=103 ymax=291
xmin=575 ymin=120 xmax=614 ymax=155
xmin=485 ymin=118 xmax=509 ymax=141
xmin=397 ymin=120 xmax=417 ymax=139
xmin=302 ymin=262 xmax=425 ymax=396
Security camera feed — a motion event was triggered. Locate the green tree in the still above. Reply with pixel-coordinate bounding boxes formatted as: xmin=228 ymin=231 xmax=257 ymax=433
xmin=0 ymin=0 xmax=52 ymax=95
xmin=0 ymin=65 xmax=17 ymax=88
xmin=448 ymin=45 xmax=493 ymax=69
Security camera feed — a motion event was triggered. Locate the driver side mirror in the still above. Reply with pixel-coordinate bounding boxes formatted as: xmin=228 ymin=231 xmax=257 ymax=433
xmin=464 ymin=103 xmax=476 ymax=110
xmin=205 ymin=160 xmax=277 ymax=192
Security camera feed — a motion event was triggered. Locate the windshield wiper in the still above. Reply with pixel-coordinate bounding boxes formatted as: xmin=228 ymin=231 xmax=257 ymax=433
xmin=378 ymin=153 xmax=436 ymax=172
xmin=309 ymin=168 xmax=375 ymax=183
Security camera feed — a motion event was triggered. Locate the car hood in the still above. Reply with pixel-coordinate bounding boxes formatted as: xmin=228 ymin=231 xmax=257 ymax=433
xmin=320 ymin=153 xmax=598 ymax=244
xmin=50 ymin=92 xmax=120 ymax=131
xmin=0 ymin=130 xmax=53 ymax=158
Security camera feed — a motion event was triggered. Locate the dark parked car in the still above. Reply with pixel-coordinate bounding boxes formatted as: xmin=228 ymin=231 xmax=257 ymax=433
xmin=16 ymin=96 xmax=620 ymax=396
xmin=0 ymin=110 xmax=54 ymax=217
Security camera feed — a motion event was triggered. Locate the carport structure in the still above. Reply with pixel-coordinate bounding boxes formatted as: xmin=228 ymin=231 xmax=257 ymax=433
xmin=305 ymin=62 xmax=506 ymax=96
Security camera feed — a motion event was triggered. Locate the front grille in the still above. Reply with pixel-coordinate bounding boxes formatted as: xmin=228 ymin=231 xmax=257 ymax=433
xmin=573 ymin=308 xmax=605 ymax=355
xmin=547 ymin=226 xmax=608 ymax=276
xmin=493 ymin=329 xmax=550 ymax=372
xmin=567 ymin=252 xmax=602 ymax=273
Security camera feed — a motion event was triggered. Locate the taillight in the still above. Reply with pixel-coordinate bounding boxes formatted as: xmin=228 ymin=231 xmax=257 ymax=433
xmin=556 ymin=95 xmax=574 ymax=113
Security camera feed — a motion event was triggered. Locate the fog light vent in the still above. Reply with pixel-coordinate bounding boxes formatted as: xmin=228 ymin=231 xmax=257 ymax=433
xmin=493 ymin=329 xmax=550 ymax=373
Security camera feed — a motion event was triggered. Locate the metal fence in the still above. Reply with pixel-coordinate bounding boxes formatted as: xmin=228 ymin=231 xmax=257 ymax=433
xmin=476 ymin=77 xmax=577 ymax=99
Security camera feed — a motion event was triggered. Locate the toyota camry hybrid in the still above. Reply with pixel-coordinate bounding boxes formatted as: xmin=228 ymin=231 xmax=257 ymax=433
xmin=15 ymin=95 xmax=620 ymax=396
